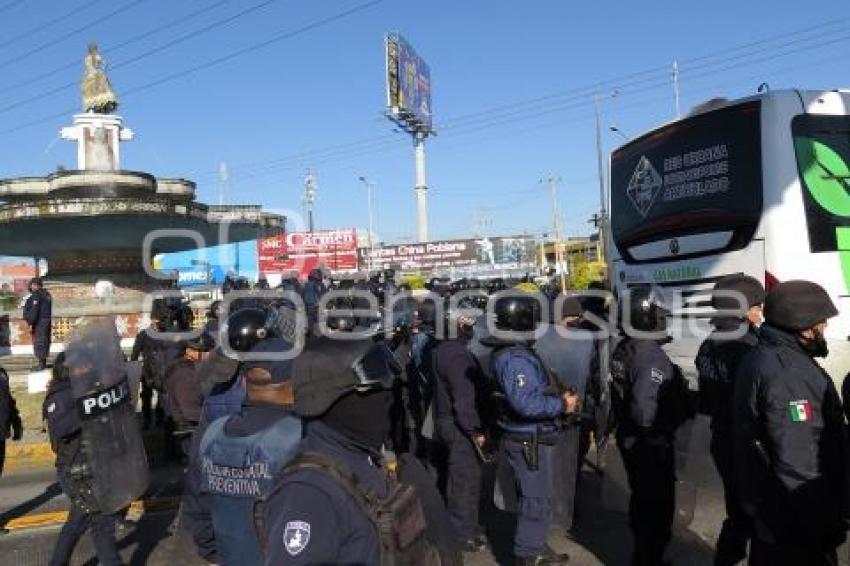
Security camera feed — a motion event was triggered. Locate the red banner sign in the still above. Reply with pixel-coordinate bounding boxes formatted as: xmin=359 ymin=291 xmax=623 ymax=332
xmin=258 ymin=229 xmax=358 ymax=279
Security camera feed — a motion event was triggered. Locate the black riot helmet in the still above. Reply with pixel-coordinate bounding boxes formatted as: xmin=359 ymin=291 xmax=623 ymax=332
xmin=622 ymin=284 xmax=671 ymax=334
xmin=764 ymin=280 xmax=837 ymax=331
xmin=712 ymin=274 xmax=765 ymax=312
xmin=493 ymin=294 xmax=542 ymax=332
xmin=225 ymin=307 xmax=272 ymax=352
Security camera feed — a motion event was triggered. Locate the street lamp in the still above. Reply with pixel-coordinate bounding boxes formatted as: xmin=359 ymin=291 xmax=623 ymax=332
xmin=358 ymin=176 xmax=376 ymax=276
xmin=609 ymin=126 xmax=629 ymax=141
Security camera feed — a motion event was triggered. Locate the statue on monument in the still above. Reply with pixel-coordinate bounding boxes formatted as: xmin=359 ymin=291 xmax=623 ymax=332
xmin=81 ymin=43 xmax=118 ymax=114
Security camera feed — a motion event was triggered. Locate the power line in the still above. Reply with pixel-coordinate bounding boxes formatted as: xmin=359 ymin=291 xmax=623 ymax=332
xmin=0 ymin=0 xmax=277 ymax=114
xmin=0 ymin=0 xmax=145 ymax=72
xmin=0 ymin=0 xmax=24 ymax=17
xmin=188 ymin=17 xmax=850 ymax=180
xmin=0 ymin=0 xmax=102 ymax=52
xmin=0 ymin=0 xmax=230 ymax=96
xmin=0 ymin=0 xmax=384 ymax=137
xmin=119 ymin=0 xmax=383 ymax=99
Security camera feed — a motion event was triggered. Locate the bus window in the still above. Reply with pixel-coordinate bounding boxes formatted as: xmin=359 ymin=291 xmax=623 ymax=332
xmin=792 ymin=115 xmax=850 ymax=253
xmin=611 ymin=101 xmax=763 ymax=264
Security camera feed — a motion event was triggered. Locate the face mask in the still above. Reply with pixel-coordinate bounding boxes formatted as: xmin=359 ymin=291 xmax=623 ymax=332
xmin=799 ymin=328 xmax=828 ymax=358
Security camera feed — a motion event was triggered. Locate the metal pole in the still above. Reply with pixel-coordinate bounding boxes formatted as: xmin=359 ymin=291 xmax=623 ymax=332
xmin=414 ymin=133 xmax=428 ymax=242
xmin=593 ymin=94 xmax=609 ymax=272
xmin=541 ymin=176 xmax=566 ymax=293
xmin=672 ymin=59 xmax=681 ymax=119
xmin=359 ymin=177 xmax=376 ymax=276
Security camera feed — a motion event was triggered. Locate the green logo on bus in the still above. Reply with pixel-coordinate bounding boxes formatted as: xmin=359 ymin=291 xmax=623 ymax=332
xmin=794 ymin=138 xmax=850 ymax=216
xmin=794 ymin=136 xmax=850 ymax=291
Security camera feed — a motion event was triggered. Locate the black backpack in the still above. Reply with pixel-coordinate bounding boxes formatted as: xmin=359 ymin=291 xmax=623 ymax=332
xmin=282 ymin=452 xmax=442 ymax=566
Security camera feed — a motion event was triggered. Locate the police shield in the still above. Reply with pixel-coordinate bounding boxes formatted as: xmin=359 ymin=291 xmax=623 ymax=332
xmin=65 ymin=317 xmax=149 ymax=514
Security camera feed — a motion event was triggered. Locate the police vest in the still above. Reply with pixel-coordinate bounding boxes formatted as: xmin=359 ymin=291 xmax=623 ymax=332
xmin=282 ymin=452 xmax=441 ymax=566
xmin=200 ymin=414 xmax=303 ymax=566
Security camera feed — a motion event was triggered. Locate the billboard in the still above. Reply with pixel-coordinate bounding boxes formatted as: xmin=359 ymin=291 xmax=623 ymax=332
xmin=258 ymin=229 xmax=358 ymax=280
xmin=155 ymin=241 xmax=258 ymax=287
xmin=386 ymin=33 xmax=432 ymax=132
xmin=360 ymin=236 xmax=536 ymax=273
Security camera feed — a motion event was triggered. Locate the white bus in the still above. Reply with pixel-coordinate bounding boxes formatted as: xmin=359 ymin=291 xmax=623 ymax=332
xmin=607 ymin=89 xmax=850 ymax=380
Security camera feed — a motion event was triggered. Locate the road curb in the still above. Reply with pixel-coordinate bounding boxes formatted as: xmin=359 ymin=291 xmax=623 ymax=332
xmin=4 ymin=442 xmax=54 ymax=471
xmin=1 ymin=496 xmax=180 ymax=532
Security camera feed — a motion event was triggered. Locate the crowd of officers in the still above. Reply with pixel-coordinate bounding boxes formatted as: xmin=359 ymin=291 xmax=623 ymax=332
xmin=25 ymin=266 xmax=850 ymax=566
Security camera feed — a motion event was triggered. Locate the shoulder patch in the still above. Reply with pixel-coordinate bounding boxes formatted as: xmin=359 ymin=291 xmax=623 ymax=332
xmin=47 ymin=402 xmax=56 ymax=413
xmin=515 ymin=373 xmax=526 ymax=388
xmin=284 ymin=520 xmax=311 ymax=556
xmin=788 ymin=400 xmax=812 ymax=423
xmin=650 ymin=368 xmax=664 ymax=384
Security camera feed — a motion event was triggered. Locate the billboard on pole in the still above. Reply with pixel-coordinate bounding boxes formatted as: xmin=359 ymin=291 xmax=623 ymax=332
xmin=386 ymin=33 xmax=432 ymax=132
xmin=258 ymin=229 xmax=358 ymax=279
xmin=359 ymin=236 xmax=536 ymax=273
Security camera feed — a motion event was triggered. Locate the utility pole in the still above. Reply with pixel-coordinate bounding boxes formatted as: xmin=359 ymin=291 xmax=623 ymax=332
xmin=303 ymin=169 xmax=318 ymax=232
xmin=593 ymin=94 xmax=609 ymax=269
xmin=217 ymin=162 xmax=229 ymax=206
xmin=540 ymin=175 xmax=566 ymax=293
xmin=358 ymin=176 xmax=376 ymax=276
xmin=672 ymin=59 xmax=681 ymax=119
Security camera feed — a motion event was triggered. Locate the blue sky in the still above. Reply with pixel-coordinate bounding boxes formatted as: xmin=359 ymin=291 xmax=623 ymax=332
xmin=0 ymin=0 xmax=847 ymax=245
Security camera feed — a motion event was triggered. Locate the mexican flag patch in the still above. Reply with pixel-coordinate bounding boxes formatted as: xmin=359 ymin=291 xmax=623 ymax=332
xmin=788 ymin=400 xmax=813 ymax=423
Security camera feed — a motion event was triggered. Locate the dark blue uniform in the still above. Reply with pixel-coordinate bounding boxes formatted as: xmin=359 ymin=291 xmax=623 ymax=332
xmin=43 ymin=379 xmax=120 ymax=566
xmin=492 ymin=345 xmax=565 ymax=559
xmin=433 ymin=335 xmax=485 ymax=544
xmin=264 ymin=421 xmax=386 ymax=565
xmin=302 ymin=278 xmax=326 ymax=332
xmin=734 ymin=324 xmax=848 ymax=565
xmin=611 ymin=338 xmax=685 ymax=566
xmin=182 ymin=375 xmax=246 ymax=563
xmin=695 ymin=321 xmax=758 ymax=564
xmin=23 ymin=288 xmax=51 ymax=367
xmin=0 ymin=368 xmax=21 ymax=477
xmin=198 ymin=402 xmax=301 ymax=565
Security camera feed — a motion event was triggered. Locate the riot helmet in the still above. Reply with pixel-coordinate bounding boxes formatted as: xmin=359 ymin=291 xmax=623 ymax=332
xmin=712 ymin=274 xmax=765 ymax=312
xmin=764 ymin=280 xmax=837 ymax=331
xmin=622 ymin=284 xmax=671 ymax=334
xmin=292 ymin=336 xmax=402 ymax=418
xmin=225 ymin=307 xmax=272 ymax=352
xmin=493 ymin=294 xmax=542 ymax=332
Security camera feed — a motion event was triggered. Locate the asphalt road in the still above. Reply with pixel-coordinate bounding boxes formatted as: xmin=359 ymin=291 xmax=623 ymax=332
xmin=0 ymin=416 xmax=726 ymax=566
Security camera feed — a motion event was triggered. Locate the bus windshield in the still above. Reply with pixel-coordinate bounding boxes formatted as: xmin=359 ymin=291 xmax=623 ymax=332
xmin=792 ymin=114 xmax=850 ymax=253
xmin=610 ymin=101 xmax=763 ymax=263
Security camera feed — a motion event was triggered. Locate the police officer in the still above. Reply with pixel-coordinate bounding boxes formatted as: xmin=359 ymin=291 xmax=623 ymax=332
xmin=183 ymin=307 xmax=292 ymax=564
xmin=0 ymin=366 xmax=22 ymax=478
xmin=611 ymin=285 xmax=691 ymax=566
xmin=23 ymin=277 xmax=52 ymax=370
xmin=44 ymin=352 xmax=122 ymax=566
xmin=535 ymin=295 xmax=596 ymax=534
xmin=302 ymin=268 xmax=326 ymax=334
xmin=197 ymin=315 xmax=301 ymax=566
xmin=263 ymin=335 xmax=446 ymax=565
xmin=163 ymin=341 xmax=206 ymax=457
xmin=131 ymin=317 xmax=184 ymax=430
xmin=695 ymin=274 xmax=764 ymax=565
xmin=734 ymin=280 xmax=847 ymax=565
xmin=433 ymin=312 xmax=488 ymax=552
xmin=483 ymin=294 xmax=577 ymax=565
xmin=409 ymin=298 xmax=440 ymax=459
